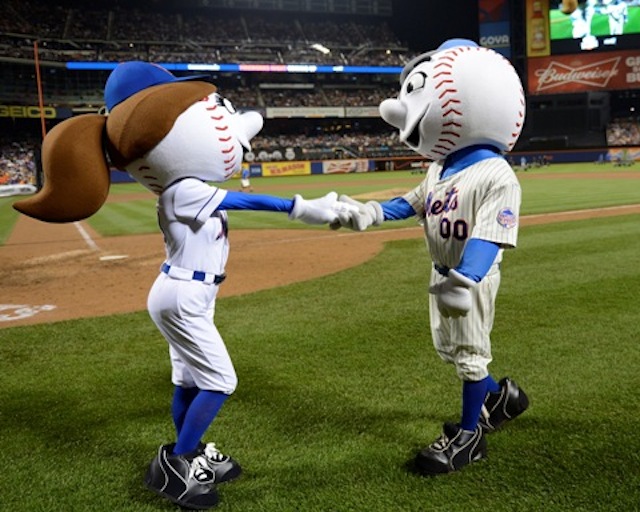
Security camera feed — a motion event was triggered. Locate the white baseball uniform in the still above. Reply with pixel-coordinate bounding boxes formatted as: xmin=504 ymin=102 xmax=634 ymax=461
xmin=147 ymin=178 xmax=238 ymax=394
xmin=602 ymin=1 xmax=628 ymax=35
xmin=403 ymin=156 xmax=521 ymax=381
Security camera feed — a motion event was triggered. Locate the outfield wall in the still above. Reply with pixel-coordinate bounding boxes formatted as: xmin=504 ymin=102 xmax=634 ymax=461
xmin=108 ymin=147 xmax=639 ymax=183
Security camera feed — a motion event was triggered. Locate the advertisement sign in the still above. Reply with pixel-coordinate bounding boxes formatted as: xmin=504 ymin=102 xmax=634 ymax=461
xmin=0 ymin=105 xmax=72 ymax=119
xmin=266 ymin=106 xmax=345 ymax=118
xmin=479 ymin=0 xmax=511 ymax=58
xmin=479 ymin=0 xmax=510 ymax=22
xmin=479 ymin=22 xmax=511 ymax=58
xmin=321 ymin=160 xmax=370 ymax=174
xmin=344 ymin=106 xmax=380 ymax=118
xmin=528 ymin=49 xmax=640 ymax=94
xmin=261 ymin=161 xmax=311 ymax=177
xmin=526 ymin=0 xmax=551 ymax=57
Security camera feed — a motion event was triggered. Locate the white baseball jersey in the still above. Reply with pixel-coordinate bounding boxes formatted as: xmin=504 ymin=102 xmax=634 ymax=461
xmin=147 ymin=177 xmax=237 ymax=393
xmin=602 ymin=1 xmax=628 ymax=35
xmin=403 ymin=157 xmax=521 ymax=271
xmin=157 ymin=178 xmax=229 ymax=275
xmin=403 ymin=156 xmax=521 ymax=381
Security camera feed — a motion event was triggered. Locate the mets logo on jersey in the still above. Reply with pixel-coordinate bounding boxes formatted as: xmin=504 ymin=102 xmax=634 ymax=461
xmin=497 ymin=208 xmax=517 ymax=229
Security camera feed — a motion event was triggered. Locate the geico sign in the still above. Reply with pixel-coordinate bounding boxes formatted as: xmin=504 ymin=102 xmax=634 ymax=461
xmin=0 ymin=105 xmax=57 ymax=118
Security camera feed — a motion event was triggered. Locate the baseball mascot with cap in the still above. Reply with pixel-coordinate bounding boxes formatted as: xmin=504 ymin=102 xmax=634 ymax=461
xmin=333 ymin=39 xmax=530 ymax=475
xmin=13 ymin=61 xmax=354 ymax=509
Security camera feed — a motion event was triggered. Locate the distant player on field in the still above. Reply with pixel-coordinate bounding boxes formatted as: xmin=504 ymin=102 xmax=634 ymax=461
xmin=333 ymin=39 xmax=530 ymax=475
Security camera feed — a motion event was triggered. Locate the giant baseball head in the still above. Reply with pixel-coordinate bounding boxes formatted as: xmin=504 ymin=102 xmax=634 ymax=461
xmin=379 ymin=39 xmax=525 ymax=161
xmin=13 ymin=61 xmax=263 ymax=222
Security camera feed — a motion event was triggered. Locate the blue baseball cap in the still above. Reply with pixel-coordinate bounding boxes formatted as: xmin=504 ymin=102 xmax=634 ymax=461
xmin=399 ymin=39 xmax=479 ymax=84
xmin=104 ymin=61 xmax=208 ymax=111
xmin=437 ymin=38 xmax=478 ymax=51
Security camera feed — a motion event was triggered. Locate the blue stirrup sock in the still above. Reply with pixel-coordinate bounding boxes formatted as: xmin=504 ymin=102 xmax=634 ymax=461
xmin=173 ymin=389 xmax=229 ymax=456
xmin=172 ymin=386 xmax=199 ymax=435
xmin=460 ymin=375 xmax=500 ymax=431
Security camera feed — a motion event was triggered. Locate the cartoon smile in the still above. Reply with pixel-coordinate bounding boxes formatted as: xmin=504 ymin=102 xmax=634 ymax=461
xmin=406 ymin=120 xmax=421 ymax=147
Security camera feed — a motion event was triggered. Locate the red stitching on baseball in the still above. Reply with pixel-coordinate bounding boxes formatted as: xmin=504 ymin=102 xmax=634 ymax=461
xmin=438 ymin=89 xmax=457 ymax=99
xmin=441 ymin=98 xmax=461 ymax=108
xmin=218 ymin=136 xmax=232 ymax=142
xmin=215 ymin=125 xmax=229 ymax=131
xmin=210 ymin=115 xmax=224 ymax=121
xmin=221 ymin=146 xmax=234 ymax=154
xmin=441 ymin=131 xmax=461 ymax=138
xmin=442 ymin=108 xmax=462 ymax=117
xmin=434 ymin=63 xmax=453 ymax=71
xmin=435 ymin=80 xmax=454 ymax=90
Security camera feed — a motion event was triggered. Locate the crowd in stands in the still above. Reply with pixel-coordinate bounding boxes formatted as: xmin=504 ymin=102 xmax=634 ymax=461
xmin=248 ymin=130 xmax=412 ymax=161
xmin=0 ymin=0 xmax=409 ymax=66
xmin=0 ymin=138 xmax=37 ymax=187
xmin=606 ymin=117 xmax=640 ymax=146
xmin=0 ymin=128 xmax=411 ymax=186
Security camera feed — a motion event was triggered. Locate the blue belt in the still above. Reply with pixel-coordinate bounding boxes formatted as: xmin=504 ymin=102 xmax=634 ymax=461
xmin=161 ymin=263 xmax=226 ymax=285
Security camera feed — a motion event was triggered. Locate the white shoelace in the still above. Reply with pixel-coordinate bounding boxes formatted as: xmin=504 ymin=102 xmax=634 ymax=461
xmin=203 ymin=443 xmax=227 ymax=463
xmin=189 ymin=455 xmax=215 ymax=483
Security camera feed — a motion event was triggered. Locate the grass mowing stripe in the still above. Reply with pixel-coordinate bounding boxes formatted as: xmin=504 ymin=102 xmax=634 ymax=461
xmin=1 ymin=214 xmax=639 ymax=510
xmin=0 ymin=196 xmax=20 ymax=243
xmin=88 ymin=199 xmax=157 ymax=236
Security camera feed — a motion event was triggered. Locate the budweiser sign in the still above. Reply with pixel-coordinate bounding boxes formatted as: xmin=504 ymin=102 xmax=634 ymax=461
xmin=534 ymin=57 xmax=620 ymax=92
xmin=528 ymin=49 xmax=640 ymax=95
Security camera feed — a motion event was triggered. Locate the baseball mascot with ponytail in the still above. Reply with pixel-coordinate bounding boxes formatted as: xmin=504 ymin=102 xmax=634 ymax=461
xmin=334 ymin=39 xmax=530 ymax=475
xmin=14 ymin=61 xmax=353 ymax=509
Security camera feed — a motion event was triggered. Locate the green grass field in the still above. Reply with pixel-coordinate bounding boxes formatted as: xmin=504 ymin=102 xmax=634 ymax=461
xmin=3 ymin=163 xmax=636 ymax=238
xmin=1 ymin=164 xmax=639 ymax=511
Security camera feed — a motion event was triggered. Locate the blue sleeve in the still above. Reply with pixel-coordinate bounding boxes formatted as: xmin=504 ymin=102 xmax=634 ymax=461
xmin=455 ymin=238 xmax=500 ymax=283
xmin=218 ymin=190 xmax=293 ymax=212
xmin=380 ymin=197 xmax=415 ymax=221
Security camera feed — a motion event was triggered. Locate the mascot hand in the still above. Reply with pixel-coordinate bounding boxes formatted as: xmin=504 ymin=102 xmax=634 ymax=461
xmin=428 ymin=269 xmax=476 ymax=318
xmin=289 ymin=192 xmax=357 ymax=225
xmin=330 ymin=195 xmax=383 ymax=231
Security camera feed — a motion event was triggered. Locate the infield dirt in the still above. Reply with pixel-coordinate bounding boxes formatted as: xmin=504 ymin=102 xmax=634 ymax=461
xmin=1 ymin=192 xmax=639 ymax=328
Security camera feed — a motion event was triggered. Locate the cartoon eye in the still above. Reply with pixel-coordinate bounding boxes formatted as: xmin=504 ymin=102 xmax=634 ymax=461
xmin=222 ymin=97 xmax=236 ymax=114
xmin=405 ymin=72 xmax=427 ymax=94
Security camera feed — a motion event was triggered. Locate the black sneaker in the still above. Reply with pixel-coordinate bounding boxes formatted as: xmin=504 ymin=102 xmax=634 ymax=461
xmin=415 ymin=422 xmax=487 ymax=475
xmin=200 ymin=442 xmax=242 ymax=483
xmin=144 ymin=444 xmax=219 ymax=510
xmin=478 ymin=377 xmax=529 ymax=433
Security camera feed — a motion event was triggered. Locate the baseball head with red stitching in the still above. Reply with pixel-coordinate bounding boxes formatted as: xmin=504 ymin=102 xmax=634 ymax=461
xmin=13 ymin=61 xmax=264 ymax=221
xmin=379 ymin=39 xmax=525 ymax=161
xmin=105 ymin=61 xmax=263 ymax=194
xmin=118 ymin=90 xmax=263 ymax=194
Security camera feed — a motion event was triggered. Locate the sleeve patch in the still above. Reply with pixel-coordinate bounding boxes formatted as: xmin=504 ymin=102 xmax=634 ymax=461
xmin=497 ymin=208 xmax=517 ymax=229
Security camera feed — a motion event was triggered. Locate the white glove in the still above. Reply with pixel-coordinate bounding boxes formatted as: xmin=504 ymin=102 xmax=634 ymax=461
xmin=428 ymin=269 xmax=476 ymax=318
xmin=289 ymin=192 xmax=358 ymax=225
xmin=330 ymin=194 xmax=384 ymax=231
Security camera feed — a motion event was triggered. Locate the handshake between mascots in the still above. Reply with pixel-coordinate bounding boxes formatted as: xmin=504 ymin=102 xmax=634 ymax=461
xmin=11 ymin=37 xmax=532 ymax=509
xmin=332 ymin=39 xmax=530 ymax=476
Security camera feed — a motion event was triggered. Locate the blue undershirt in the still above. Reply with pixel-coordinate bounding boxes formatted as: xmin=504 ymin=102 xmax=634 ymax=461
xmin=218 ymin=190 xmax=293 ymax=212
xmin=379 ymin=145 xmax=503 ymax=282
